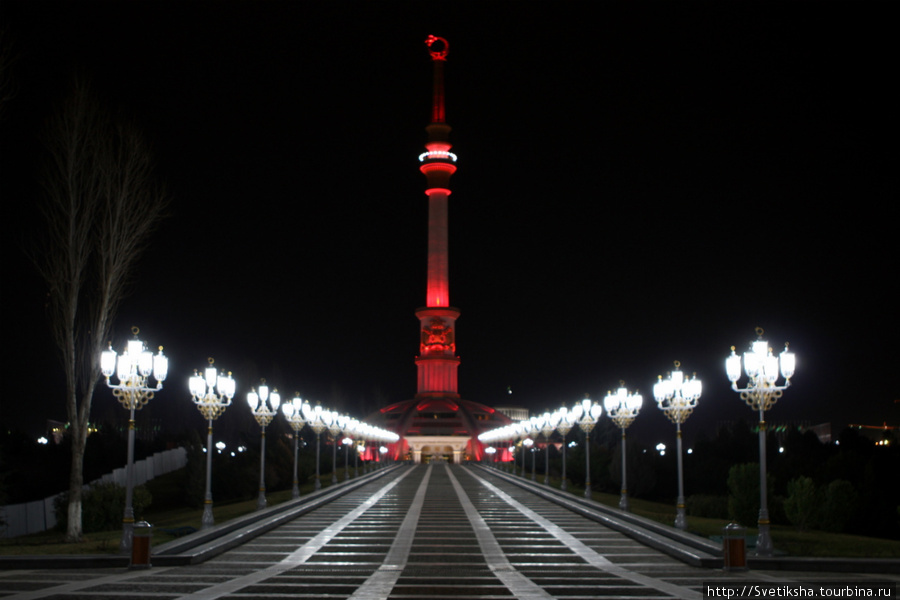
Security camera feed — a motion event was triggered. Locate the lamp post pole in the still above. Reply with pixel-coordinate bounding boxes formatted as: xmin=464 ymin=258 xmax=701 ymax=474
xmin=577 ymin=395 xmax=603 ymax=499
xmin=517 ymin=421 xmax=530 ymax=477
xmin=281 ymin=395 xmax=307 ymax=499
xmin=654 ymin=361 xmax=702 ymax=530
xmin=726 ymin=327 xmax=795 ymax=556
xmin=189 ymin=359 xmax=235 ymax=529
xmin=604 ymin=383 xmax=643 ymax=512
xmin=100 ymin=328 xmax=168 ymax=554
xmin=523 ymin=437 xmax=534 ymax=479
xmin=248 ymin=380 xmax=280 ymax=511
xmin=345 ymin=418 xmax=359 ymax=478
xmin=541 ymin=411 xmax=558 ymax=485
xmin=329 ymin=414 xmax=343 ymax=484
xmin=304 ymin=403 xmax=327 ymax=490
xmin=556 ymin=404 xmax=577 ymax=491
xmin=529 ymin=415 xmax=543 ymax=481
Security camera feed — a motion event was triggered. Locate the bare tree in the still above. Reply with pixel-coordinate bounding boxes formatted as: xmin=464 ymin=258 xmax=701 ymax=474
xmin=33 ymin=78 xmax=168 ymax=541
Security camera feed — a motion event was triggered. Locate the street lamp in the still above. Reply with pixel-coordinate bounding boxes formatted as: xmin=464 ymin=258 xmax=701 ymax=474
xmin=516 ymin=421 xmax=530 ymax=477
xmin=329 ymin=413 xmax=344 ymax=483
xmin=344 ymin=418 xmax=359 ymax=478
xmin=541 ymin=411 xmax=559 ymax=485
xmin=654 ymin=361 xmax=702 ymax=530
xmin=523 ymin=437 xmax=534 ymax=479
xmin=484 ymin=446 xmax=496 ymax=465
xmin=529 ymin=415 xmax=543 ymax=480
xmin=726 ymin=327 xmax=795 ymax=556
xmin=189 ymin=358 xmax=236 ymax=529
xmin=247 ymin=380 xmax=280 ymax=510
xmin=303 ymin=402 xmax=328 ymax=490
xmin=100 ymin=327 xmax=167 ymax=553
xmin=576 ymin=395 xmax=603 ymax=499
xmin=556 ymin=404 xmax=578 ymax=491
xmin=604 ymin=384 xmax=642 ymax=511
xmin=280 ymin=395 xmax=307 ymax=499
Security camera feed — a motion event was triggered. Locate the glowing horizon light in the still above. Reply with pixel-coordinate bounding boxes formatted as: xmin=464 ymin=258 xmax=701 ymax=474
xmin=419 ymin=150 xmax=458 ymax=162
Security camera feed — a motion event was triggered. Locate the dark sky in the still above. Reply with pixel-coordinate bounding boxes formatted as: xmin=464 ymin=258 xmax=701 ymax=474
xmin=1 ymin=1 xmax=896 ymax=447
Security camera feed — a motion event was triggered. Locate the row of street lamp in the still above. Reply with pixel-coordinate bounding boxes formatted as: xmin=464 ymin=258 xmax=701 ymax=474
xmin=478 ymin=328 xmax=795 ymax=556
xmin=100 ymin=328 xmax=397 ymax=553
xmin=101 ymin=326 xmax=794 ymax=556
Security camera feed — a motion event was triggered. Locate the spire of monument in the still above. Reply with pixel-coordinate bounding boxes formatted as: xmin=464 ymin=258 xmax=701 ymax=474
xmin=426 ymin=34 xmax=447 ymax=125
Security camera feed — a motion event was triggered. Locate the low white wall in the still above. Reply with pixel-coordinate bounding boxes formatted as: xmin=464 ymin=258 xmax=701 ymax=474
xmin=0 ymin=446 xmax=187 ymax=538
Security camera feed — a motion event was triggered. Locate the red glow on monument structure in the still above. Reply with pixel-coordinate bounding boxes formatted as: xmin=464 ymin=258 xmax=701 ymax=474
xmin=416 ymin=35 xmax=460 ymax=398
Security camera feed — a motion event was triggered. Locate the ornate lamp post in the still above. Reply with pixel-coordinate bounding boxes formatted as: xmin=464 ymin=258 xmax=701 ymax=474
xmin=726 ymin=328 xmax=795 ymax=556
xmin=523 ymin=437 xmax=534 ymax=479
xmin=484 ymin=446 xmax=495 ymax=465
xmin=529 ymin=415 xmax=543 ymax=480
xmin=556 ymin=404 xmax=579 ymax=491
xmin=341 ymin=435 xmax=352 ymax=480
xmin=603 ymin=383 xmax=642 ymax=511
xmin=100 ymin=328 xmax=168 ymax=553
xmin=516 ymin=421 xmax=530 ymax=477
xmin=540 ymin=411 xmax=559 ymax=485
xmin=576 ymin=395 xmax=603 ymax=499
xmin=280 ymin=395 xmax=307 ymax=498
xmin=247 ymin=380 xmax=280 ymax=510
xmin=329 ymin=413 xmax=343 ymax=483
xmin=344 ymin=418 xmax=359 ymax=478
xmin=189 ymin=358 xmax=236 ymax=529
xmin=303 ymin=402 xmax=328 ymax=490
xmin=654 ymin=361 xmax=702 ymax=530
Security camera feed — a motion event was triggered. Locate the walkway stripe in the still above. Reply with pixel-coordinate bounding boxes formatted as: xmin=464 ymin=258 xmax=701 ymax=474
xmin=444 ymin=464 xmax=555 ymax=600
xmin=347 ymin=463 xmax=433 ymax=600
xmin=178 ymin=465 xmax=419 ymax=600
xmin=467 ymin=468 xmax=702 ymax=600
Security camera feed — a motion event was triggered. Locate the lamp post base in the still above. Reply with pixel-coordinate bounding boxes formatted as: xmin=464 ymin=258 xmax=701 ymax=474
xmin=119 ymin=518 xmax=134 ymax=554
xmin=675 ymin=505 xmax=687 ymax=530
xmin=201 ymin=501 xmax=214 ymax=530
xmin=755 ymin=521 xmax=774 ymax=556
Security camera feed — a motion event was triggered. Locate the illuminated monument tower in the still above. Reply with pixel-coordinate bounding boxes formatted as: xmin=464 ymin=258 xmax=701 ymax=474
xmin=415 ymin=34 xmax=460 ymax=399
xmin=376 ymin=36 xmax=512 ymax=464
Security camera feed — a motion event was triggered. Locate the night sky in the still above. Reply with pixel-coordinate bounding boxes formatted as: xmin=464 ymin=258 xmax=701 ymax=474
xmin=1 ymin=2 xmax=896 ymax=448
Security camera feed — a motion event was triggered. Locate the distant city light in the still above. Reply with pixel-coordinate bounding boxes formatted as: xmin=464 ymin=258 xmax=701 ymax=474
xmin=216 ymin=441 xmax=226 ymax=454
xmin=37 ymin=437 xmax=48 ymax=445
xmin=656 ymin=443 xmax=666 ymax=456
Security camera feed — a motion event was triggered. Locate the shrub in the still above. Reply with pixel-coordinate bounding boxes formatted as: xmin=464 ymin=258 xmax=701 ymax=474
xmin=821 ymin=479 xmax=858 ymax=533
xmin=727 ymin=463 xmax=773 ymax=528
xmin=54 ymin=482 xmax=152 ymax=533
xmin=784 ymin=476 xmax=821 ymax=531
xmin=727 ymin=463 xmax=759 ymax=527
xmin=686 ymin=494 xmax=729 ymax=519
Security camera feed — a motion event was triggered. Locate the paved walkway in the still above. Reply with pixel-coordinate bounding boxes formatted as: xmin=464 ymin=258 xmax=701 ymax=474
xmin=1 ymin=464 xmax=897 ymax=600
